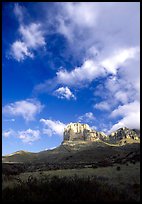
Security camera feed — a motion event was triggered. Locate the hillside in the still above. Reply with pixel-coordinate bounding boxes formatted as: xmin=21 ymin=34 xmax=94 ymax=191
xmin=2 ymin=140 xmax=140 ymax=165
xmin=2 ymin=125 xmax=140 ymax=164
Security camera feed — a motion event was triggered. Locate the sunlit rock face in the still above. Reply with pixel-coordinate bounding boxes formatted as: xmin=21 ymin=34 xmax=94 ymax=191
xmin=63 ymin=123 xmax=140 ymax=143
xmin=63 ymin=123 xmax=104 ymax=141
xmin=109 ymin=127 xmax=140 ymax=141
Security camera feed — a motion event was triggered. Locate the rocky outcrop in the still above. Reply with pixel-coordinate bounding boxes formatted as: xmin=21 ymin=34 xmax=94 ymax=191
xmin=63 ymin=123 xmax=140 ymax=144
xmin=109 ymin=127 xmax=140 ymax=142
xmin=63 ymin=123 xmax=107 ymax=142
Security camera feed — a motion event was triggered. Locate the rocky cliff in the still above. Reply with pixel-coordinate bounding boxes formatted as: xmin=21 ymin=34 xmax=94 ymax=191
xmin=109 ymin=127 xmax=140 ymax=144
xmin=63 ymin=122 xmax=107 ymax=142
xmin=63 ymin=123 xmax=140 ymax=143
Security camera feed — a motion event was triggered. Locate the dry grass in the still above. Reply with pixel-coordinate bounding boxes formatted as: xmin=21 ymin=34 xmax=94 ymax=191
xmin=3 ymin=162 xmax=140 ymax=202
xmin=17 ymin=162 xmax=139 ymax=186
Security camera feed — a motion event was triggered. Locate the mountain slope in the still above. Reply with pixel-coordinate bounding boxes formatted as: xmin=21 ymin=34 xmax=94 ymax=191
xmin=2 ymin=127 xmax=140 ymax=164
xmin=2 ymin=140 xmax=140 ymax=164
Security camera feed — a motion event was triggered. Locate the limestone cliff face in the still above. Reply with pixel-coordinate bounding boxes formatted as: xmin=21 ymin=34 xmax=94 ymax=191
xmin=63 ymin=122 xmax=106 ymax=141
xmin=63 ymin=123 xmax=140 ymax=143
xmin=109 ymin=127 xmax=140 ymax=141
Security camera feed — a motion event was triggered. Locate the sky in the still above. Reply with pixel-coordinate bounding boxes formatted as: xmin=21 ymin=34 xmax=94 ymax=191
xmin=2 ymin=2 xmax=140 ymax=155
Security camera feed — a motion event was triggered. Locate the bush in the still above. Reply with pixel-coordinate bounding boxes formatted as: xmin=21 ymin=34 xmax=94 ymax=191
xmin=2 ymin=174 xmax=133 ymax=202
xmin=116 ymin=166 xmax=121 ymax=171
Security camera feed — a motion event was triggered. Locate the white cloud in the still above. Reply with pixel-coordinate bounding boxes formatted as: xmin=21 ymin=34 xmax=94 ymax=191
xmin=11 ymin=41 xmax=34 ymax=62
xmin=110 ymin=101 xmax=139 ymax=118
xmin=56 ymin=47 xmax=138 ymax=87
xmin=17 ymin=129 xmax=40 ymax=144
xmin=78 ymin=112 xmax=95 ymax=123
xmin=103 ymin=72 xmax=139 ymax=106
xmin=108 ymin=112 xmax=140 ymax=134
xmin=56 ymin=59 xmax=105 ymax=87
xmin=11 ymin=4 xmax=46 ymax=61
xmin=108 ymin=101 xmax=140 ymax=133
xmin=14 ymin=3 xmax=24 ymax=23
xmin=3 ymin=118 xmax=15 ymax=122
xmin=19 ymin=23 xmax=46 ymax=49
xmin=114 ymin=91 xmax=129 ymax=104
xmin=42 ymin=128 xmax=53 ymax=137
xmin=35 ymin=59 xmax=103 ymax=91
xmin=54 ymin=2 xmax=139 ymax=54
xmin=3 ymin=128 xmax=40 ymax=144
xmin=94 ymin=101 xmax=110 ymax=111
xmin=54 ymin=86 xmax=76 ymax=100
xmin=35 ymin=46 xmax=139 ymax=93
xmin=3 ymin=99 xmax=43 ymax=121
xmin=40 ymin=118 xmax=66 ymax=137
xmin=57 ymin=2 xmax=98 ymax=41
xmin=63 ymin=2 xmax=98 ymax=28
xmin=3 ymin=129 xmax=15 ymax=138
xmin=100 ymin=47 xmax=139 ymax=75
xmin=105 ymin=76 xmax=120 ymax=93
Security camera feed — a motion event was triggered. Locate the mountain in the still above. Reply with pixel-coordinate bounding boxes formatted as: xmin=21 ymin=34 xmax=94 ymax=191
xmin=2 ymin=123 xmax=140 ymax=164
xmin=108 ymin=127 xmax=140 ymax=145
xmin=63 ymin=122 xmax=108 ymax=141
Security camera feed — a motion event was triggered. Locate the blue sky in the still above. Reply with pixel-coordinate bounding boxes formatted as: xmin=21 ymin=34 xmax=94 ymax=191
xmin=2 ymin=2 xmax=140 ymax=155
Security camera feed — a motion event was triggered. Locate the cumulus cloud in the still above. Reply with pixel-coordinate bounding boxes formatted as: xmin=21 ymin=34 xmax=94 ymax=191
xmin=17 ymin=129 xmax=40 ymax=144
xmin=34 ymin=59 xmax=103 ymax=91
xmin=110 ymin=101 xmax=139 ymax=118
xmin=13 ymin=3 xmax=24 ymax=23
xmin=103 ymin=74 xmax=138 ymax=106
xmin=56 ymin=2 xmax=98 ymax=41
xmin=35 ymin=46 xmax=139 ymax=92
xmin=19 ymin=23 xmax=46 ymax=49
xmin=78 ymin=112 xmax=95 ymax=123
xmin=100 ymin=47 xmax=139 ymax=75
xmin=34 ymin=2 xmax=139 ymax=93
xmin=108 ymin=112 xmax=140 ymax=134
xmin=56 ymin=60 xmax=105 ymax=87
xmin=94 ymin=101 xmax=110 ymax=111
xmin=11 ymin=4 xmax=46 ymax=61
xmin=3 ymin=129 xmax=15 ymax=138
xmin=3 ymin=128 xmax=40 ymax=144
xmin=108 ymin=101 xmax=140 ymax=133
xmin=11 ymin=41 xmax=34 ymax=62
xmin=40 ymin=118 xmax=66 ymax=137
xmin=114 ymin=91 xmax=129 ymax=104
xmin=3 ymin=99 xmax=43 ymax=121
xmin=53 ymin=2 xmax=139 ymax=55
xmin=61 ymin=2 xmax=98 ymax=28
xmin=54 ymin=86 xmax=76 ymax=100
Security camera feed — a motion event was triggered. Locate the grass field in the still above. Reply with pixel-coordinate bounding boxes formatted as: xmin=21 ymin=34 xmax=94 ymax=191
xmin=2 ymin=162 xmax=140 ymax=202
xmin=2 ymin=141 xmax=140 ymax=202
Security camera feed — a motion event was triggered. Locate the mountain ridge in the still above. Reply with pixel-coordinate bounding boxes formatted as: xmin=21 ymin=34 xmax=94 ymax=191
xmin=2 ymin=125 xmax=140 ymax=164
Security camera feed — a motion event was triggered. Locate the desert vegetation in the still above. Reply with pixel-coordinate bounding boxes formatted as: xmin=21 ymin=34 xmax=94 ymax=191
xmin=2 ymin=173 xmax=139 ymax=202
xmin=2 ymin=162 xmax=140 ymax=202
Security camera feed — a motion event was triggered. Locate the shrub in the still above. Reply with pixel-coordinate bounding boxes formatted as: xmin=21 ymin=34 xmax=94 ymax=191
xmin=116 ymin=166 xmax=121 ymax=171
xmin=2 ymin=174 xmax=134 ymax=202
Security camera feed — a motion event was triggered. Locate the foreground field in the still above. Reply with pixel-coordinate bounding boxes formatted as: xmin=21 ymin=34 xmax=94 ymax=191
xmin=3 ymin=162 xmax=140 ymax=202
